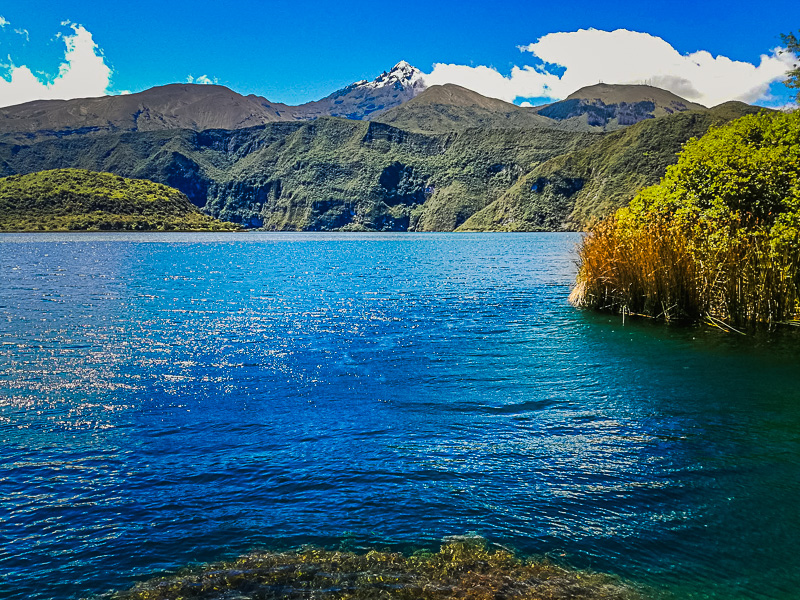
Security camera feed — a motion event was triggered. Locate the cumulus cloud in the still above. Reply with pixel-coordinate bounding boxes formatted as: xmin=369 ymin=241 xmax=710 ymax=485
xmin=422 ymin=29 xmax=795 ymax=107
xmin=0 ymin=23 xmax=111 ymax=108
xmin=0 ymin=16 xmax=9 ymax=27
xmin=422 ymin=63 xmax=559 ymax=103
xmin=14 ymin=28 xmax=29 ymax=41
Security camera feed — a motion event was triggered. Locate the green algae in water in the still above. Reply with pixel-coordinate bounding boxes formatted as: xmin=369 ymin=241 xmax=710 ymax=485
xmin=109 ymin=539 xmax=647 ymax=600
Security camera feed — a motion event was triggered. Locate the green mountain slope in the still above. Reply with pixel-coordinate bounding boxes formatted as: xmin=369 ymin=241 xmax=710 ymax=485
xmin=0 ymin=92 xmax=765 ymax=232
xmin=0 ymin=119 xmax=598 ymax=231
xmin=207 ymin=119 xmax=598 ymax=230
xmin=459 ymin=102 xmax=764 ymax=231
xmin=0 ymin=123 xmax=308 ymax=209
xmin=0 ymin=169 xmax=238 ymax=231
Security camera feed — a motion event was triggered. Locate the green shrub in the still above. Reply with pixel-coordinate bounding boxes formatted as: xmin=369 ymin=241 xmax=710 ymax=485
xmin=571 ymin=110 xmax=800 ymax=328
xmin=0 ymin=168 xmax=239 ymax=232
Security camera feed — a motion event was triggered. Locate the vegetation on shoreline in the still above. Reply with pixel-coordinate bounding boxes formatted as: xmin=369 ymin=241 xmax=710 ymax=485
xmin=0 ymin=169 xmax=239 ymax=231
xmin=109 ymin=538 xmax=645 ymax=600
xmin=570 ymin=109 xmax=800 ymax=329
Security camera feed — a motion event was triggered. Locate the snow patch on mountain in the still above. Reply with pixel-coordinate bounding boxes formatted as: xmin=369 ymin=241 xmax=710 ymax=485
xmin=297 ymin=61 xmax=428 ymax=120
xmin=360 ymin=60 xmax=426 ymax=91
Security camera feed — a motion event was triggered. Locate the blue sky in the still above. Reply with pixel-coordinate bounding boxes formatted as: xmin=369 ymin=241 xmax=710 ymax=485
xmin=0 ymin=0 xmax=797 ymax=108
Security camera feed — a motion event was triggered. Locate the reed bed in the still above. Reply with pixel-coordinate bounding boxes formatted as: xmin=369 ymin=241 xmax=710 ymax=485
xmin=571 ymin=216 xmax=800 ymax=328
xmin=570 ymin=109 xmax=800 ymax=329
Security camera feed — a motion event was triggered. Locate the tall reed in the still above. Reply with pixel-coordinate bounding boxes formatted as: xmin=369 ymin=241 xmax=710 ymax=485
xmin=571 ymin=216 xmax=800 ymax=328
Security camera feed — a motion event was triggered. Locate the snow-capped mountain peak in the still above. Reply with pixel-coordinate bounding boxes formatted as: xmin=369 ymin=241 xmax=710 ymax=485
xmin=297 ymin=61 xmax=428 ymax=121
xmin=360 ymin=60 xmax=426 ymax=91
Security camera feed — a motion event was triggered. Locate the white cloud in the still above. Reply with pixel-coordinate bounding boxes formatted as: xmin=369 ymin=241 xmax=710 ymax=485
xmin=422 ymin=63 xmax=559 ymax=104
xmin=0 ymin=23 xmax=111 ymax=108
xmin=14 ymin=28 xmax=29 ymax=41
xmin=187 ymin=74 xmax=217 ymax=85
xmin=422 ymin=29 xmax=795 ymax=107
xmin=0 ymin=16 xmax=9 ymax=27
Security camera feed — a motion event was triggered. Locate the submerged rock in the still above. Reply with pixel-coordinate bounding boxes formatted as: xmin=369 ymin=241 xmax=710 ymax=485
xmin=109 ymin=539 xmax=646 ymax=600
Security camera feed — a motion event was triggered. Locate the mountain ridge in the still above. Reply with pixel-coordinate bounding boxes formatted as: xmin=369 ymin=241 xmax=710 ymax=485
xmin=0 ymin=61 xmax=428 ymax=142
xmin=0 ymin=69 xmax=766 ymax=233
xmin=533 ymin=83 xmax=708 ymax=129
xmin=0 ymin=65 xmax=721 ymax=141
xmin=375 ymin=84 xmax=564 ymax=132
xmin=1 ymin=102 xmax=759 ymax=233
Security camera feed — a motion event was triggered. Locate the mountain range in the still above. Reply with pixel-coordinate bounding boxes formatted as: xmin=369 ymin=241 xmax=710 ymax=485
xmin=0 ymin=61 xmax=766 ymax=231
xmin=0 ymin=61 xmax=428 ymax=142
xmin=0 ymin=62 xmax=707 ymax=140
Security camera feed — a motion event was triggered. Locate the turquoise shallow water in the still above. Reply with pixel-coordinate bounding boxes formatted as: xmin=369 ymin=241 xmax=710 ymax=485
xmin=1 ymin=232 xmax=799 ymax=600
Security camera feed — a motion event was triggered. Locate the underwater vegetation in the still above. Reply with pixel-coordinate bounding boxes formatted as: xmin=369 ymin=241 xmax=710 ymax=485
xmin=108 ymin=539 xmax=645 ymax=600
xmin=571 ymin=109 xmax=800 ymax=329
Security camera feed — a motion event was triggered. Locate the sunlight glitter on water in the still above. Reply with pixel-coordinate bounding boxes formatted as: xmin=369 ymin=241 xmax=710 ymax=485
xmin=1 ymin=232 xmax=799 ymax=600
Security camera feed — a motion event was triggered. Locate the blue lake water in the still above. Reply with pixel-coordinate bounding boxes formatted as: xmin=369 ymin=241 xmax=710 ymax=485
xmin=1 ymin=232 xmax=799 ymax=600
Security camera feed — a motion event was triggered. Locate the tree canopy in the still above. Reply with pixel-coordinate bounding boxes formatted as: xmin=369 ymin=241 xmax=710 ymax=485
xmin=783 ymin=31 xmax=800 ymax=102
xmin=0 ymin=169 xmax=239 ymax=231
xmin=622 ymin=109 xmax=800 ymax=235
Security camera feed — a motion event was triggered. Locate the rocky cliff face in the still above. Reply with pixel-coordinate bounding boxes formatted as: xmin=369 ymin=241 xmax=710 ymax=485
xmin=459 ymin=103 xmax=761 ymax=232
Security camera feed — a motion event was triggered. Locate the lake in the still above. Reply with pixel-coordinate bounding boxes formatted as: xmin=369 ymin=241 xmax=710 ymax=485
xmin=1 ymin=232 xmax=798 ymax=600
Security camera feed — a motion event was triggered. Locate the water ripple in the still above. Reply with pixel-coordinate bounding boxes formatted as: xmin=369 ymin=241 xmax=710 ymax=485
xmin=1 ymin=233 xmax=799 ymax=600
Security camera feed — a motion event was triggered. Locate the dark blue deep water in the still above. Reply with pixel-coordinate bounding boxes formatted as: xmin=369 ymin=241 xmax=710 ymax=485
xmin=1 ymin=233 xmax=799 ymax=600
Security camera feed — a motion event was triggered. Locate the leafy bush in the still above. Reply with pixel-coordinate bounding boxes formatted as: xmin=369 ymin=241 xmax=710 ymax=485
xmin=571 ymin=110 xmax=800 ymax=328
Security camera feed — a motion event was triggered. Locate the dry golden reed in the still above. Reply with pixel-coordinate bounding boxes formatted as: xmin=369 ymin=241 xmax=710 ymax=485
xmin=571 ymin=217 xmax=800 ymax=329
